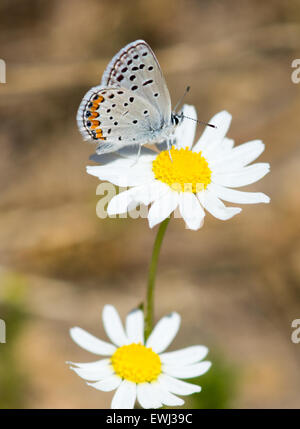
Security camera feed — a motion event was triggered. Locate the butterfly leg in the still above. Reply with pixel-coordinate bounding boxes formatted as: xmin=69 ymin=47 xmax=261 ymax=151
xmin=167 ymin=139 xmax=173 ymax=162
xmin=130 ymin=144 xmax=142 ymax=167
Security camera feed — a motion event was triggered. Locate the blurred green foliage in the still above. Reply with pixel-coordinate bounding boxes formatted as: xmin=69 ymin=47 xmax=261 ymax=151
xmin=165 ymin=350 xmax=238 ymax=409
xmin=187 ymin=351 xmax=238 ymax=409
xmin=0 ymin=272 xmax=28 ymax=408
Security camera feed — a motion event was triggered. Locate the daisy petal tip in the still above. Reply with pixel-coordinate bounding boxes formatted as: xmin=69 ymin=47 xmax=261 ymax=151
xmin=69 ymin=326 xmax=81 ymax=339
xmin=194 ymin=385 xmax=202 ymax=393
xmin=103 ymin=304 xmax=114 ymax=313
xmin=128 ymin=307 xmax=142 ymax=317
xmin=204 ymin=361 xmax=212 ymax=372
xmin=215 ymin=110 xmax=232 ymax=124
xmin=169 ymin=311 xmax=181 ymax=324
xmin=148 ymin=219 xmax=156 ymax=229
xmin=176 ymin=398 xmax=185 ymax=406
xmin=86 ymin=166 xmax=98 ymax=177
xmin=148 ymin=217 xmax=160 ymax=229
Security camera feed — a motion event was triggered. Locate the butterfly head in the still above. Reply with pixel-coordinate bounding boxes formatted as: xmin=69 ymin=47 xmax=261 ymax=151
xmin=171 ymin=112 xmax=183 ymax=127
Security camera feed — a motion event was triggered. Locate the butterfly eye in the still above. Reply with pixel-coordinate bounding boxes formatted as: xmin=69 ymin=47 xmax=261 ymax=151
xmin=172 ymin=115 xmax=180 ymax=125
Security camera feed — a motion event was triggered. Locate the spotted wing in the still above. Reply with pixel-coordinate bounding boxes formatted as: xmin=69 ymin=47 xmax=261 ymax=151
xmin=77 ymin=85 xmax=162 ymax=154
xmin=101 ymin=40 xmax=172 ymax=126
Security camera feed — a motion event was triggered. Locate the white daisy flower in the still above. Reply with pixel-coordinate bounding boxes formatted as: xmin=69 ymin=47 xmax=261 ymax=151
xmin=87 ymin=106 xmax=270 ymax=230
xmin=68 ymin=305 xmax=211 ymax=409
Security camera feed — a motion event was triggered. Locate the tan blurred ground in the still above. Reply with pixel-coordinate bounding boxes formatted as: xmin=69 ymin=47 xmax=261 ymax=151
xmin=0 ymin=0 xmax=300 ymax=408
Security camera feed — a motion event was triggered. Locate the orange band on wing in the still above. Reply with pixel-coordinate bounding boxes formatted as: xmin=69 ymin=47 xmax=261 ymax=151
xmin=91 ymin=120 xmax=100 ymax=129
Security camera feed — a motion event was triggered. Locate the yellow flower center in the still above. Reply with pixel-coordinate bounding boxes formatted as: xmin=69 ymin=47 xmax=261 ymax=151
xmin=152 ymin=147 xmax=212 ymax=193
xmin=111 ymin=343 xmax=161 ymax=383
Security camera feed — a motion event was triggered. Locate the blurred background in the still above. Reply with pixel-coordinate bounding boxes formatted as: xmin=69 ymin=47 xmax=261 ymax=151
xmin=0 ymin=0 xmax=300 ymax=409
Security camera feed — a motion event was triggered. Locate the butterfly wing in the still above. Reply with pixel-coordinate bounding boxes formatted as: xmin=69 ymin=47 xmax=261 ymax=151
xmin=77 ymin=85 xmax=163 ymax=154
xmin=101 ymin=40 xmax=172 ymax=126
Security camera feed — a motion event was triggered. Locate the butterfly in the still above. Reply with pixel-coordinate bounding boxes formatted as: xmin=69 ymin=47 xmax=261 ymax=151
xmin=77 ymin=40 xmax=182 ymax=156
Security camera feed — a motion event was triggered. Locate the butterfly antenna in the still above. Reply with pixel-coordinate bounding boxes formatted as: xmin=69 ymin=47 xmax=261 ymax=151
xmin=174 ymin=86 xmax=191 ymax=113
xmin=181 ymin=115 xmax=217 ymax=129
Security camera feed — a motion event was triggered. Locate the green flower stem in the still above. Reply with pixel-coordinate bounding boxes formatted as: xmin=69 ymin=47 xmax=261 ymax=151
xmin=144 ymin=217 xmax=170 ymax=340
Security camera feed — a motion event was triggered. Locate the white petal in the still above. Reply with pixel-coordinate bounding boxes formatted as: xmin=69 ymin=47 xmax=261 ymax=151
xmin=146 ymin=312 xmax=181 ymax=354
xmin=178 ymin=193 xmax=205 ymax=230
xmin=117 ymin=146 xmax=157 ymax=162
xmin=107 ymin=188 xmax=140 ymax=215
xmin=208 ymin=183 xmax=270 ymax=204
xmin=175 ymin=104 xmax=197 ymax=149
xmin=160 ymin=345 xmax=208 ymax=365
xmin=222 ymin=137 xmax=235 ymax=150
xmin=107 ymin=185 xmax=151 ymax=216
xmin=150 ymin=382 xmax=184 ymax=406
xmin=70 ymin=361 xmax=113 ymax=381
xmin=206 ymin=137 xmax=235 ymax=164
xmin=87 ymin=163 xmax=154 ymax=187
xmin=210 ymin=140 xmax=265 ymax=173
xmin=67 ymin=358 xmax=111 ymax=370
xmin=132 ymin=180 xmax=170 ymax=206
xmin=158 ymin=374 xmax=201 ymax=395
xmin=212 ymin=163 xmax=270 ymax=188
xmin=90 ymin=148 xmax=156 ymax=166
xmin=89 ymin=154 xmax=136 ymax=167
xmin=102 ymin=305 xmax=129 ymax=347
xmin=111 ymin=380 xmax=136 ymax=409
xmin=137 ymin=383 xmax=162 ymax=409
xmin=126 ymin=309 xmax=144 ymax=344
xmin=107 ymin=181 xmax=170 ymax=215
xmin=163 ymin=361 xmax=212 ymax=379
xmin=69 ymin=327 xmax=116 ymax=355
xmin=198 ymin=190 xmax=242 ymax=220
xmin=193 ymin=111 xmax=232 ymax=154
xmin=148 ymin=190 xmax=179 ymax=228
xmin=87 ymin=374 xmax=122 ymax=392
